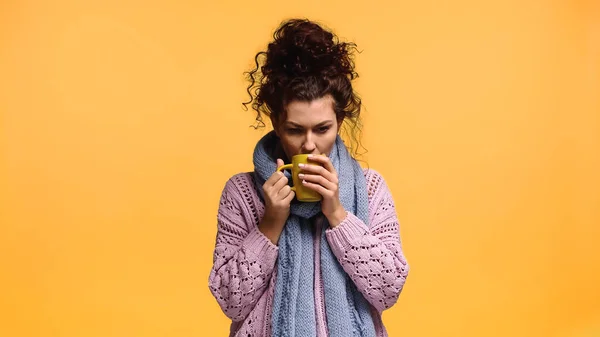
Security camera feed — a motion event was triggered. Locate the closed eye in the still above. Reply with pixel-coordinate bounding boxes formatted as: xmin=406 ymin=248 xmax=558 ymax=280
xmin=316 ymin=126 xmax=331 ymax=133
xmin=286 ymin=128 xmax=303 ymax=134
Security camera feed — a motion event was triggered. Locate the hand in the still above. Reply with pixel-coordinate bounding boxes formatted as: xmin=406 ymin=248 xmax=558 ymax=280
xmin=298 ymin=154 xmax=347 ymax=227
xmin=258 ymin=158 xmax=295 ymax=244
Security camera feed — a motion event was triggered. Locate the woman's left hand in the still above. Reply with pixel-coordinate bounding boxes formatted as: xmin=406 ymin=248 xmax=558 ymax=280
xmin=298 ymin=154 xmax=347 ymax=227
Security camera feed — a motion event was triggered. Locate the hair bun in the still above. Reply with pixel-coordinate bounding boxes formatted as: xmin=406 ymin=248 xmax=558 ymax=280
xmin=264 ymin=19 xmax=355 ymax=79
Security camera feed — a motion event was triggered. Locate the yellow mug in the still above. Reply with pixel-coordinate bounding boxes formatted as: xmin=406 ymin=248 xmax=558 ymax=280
xmin=277 ymin=154 xmax=324 ymax=202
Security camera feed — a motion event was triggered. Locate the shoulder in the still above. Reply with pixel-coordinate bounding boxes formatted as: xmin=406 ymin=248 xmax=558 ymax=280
xmin=362 ymin=167 xmax=383 ymax=182
xmin=217 ymin=173 xmax=264 ymax=228
xmin=362 ymin=168 xmax=387 ymax=189
xmin=221 ymin=172 xmax=257 ymax=198
xmin=219 ymin=172 xmax=262 ymax=210
xmin=362 ymin=168 xmax=392 ymax=201
xmin=223 ymin=172 xmax=255 ymax=189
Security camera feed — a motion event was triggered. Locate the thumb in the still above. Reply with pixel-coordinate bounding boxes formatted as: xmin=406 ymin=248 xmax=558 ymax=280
xmin=276 ymin=158 xmax=284 ymax=169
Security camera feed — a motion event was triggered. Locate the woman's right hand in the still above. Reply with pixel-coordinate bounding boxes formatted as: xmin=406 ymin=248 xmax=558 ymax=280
xmin=258 ymin=158 xmax=295 ymax=245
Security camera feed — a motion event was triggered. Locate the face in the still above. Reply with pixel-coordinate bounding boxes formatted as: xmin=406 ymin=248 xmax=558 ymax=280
xmin=273 ymin=95 xmax=341 ymax=160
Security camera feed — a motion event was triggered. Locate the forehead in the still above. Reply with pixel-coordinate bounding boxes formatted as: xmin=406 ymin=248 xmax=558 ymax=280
xmin=284 ymin=97 xmax=335 ymax=125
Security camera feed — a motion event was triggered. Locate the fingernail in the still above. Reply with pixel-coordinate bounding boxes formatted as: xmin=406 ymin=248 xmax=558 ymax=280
xmin=298 ymin=173 xmax=305 ymax=179
xmin=298 ymin=163 xmax=305 ymax=167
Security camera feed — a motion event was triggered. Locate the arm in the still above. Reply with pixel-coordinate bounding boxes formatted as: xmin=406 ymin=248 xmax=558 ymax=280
xmin=208 ymin=177 xmax=279 ymax=322
xmin=325 ymin=171 xmax=409 ymax=312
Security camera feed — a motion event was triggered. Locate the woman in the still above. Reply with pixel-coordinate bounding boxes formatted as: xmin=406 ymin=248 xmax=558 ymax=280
xmin=209 ymin=18 xmax=409 ymax=337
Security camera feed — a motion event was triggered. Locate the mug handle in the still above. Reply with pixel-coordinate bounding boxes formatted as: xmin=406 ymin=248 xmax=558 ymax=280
xmin=277 ymin=164 xmax=297 ymax=192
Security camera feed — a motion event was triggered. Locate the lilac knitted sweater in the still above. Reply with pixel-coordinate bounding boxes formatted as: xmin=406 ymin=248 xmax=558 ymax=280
xmin=209 ymin=169 xmax=409 ymax=337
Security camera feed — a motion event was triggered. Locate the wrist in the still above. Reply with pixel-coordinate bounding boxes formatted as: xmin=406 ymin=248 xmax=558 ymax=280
xmin=327 ymin=207 xmax=347 ymax=228
xmin=258 ymin=213 xmax=286 ymax=245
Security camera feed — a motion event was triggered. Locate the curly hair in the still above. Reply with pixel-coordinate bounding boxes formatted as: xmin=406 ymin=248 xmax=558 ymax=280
xmin=243 ymin=18 xmax=366 ymax=158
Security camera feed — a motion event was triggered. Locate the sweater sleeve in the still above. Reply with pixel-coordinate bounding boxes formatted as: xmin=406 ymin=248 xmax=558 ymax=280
xmin=208 ymin=176 xmax=279 ymax=322
xmin=325 ymin=170 xmax=409 ymax=312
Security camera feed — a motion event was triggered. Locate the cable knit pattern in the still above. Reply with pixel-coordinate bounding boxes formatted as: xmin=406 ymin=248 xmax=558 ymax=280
xmin=209 ymin=169 xmax=409 ymax=337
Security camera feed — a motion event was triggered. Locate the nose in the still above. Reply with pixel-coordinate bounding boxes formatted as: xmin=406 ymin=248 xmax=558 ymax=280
xmin=302 ymin=132 xmax=317 ymax=153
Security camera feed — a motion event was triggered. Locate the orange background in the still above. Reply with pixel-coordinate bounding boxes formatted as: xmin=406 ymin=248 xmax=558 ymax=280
xmin=1 ymin=0 xmax=599 ymax=336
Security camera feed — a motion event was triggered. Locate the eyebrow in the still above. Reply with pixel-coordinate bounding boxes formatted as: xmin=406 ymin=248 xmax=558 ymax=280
xmin=284 ymin=120 xmax=334 ymax=128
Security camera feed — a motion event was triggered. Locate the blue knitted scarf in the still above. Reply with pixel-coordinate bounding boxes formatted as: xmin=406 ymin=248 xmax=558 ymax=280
xmin=252 ymin=131 xmax=376 ymax=337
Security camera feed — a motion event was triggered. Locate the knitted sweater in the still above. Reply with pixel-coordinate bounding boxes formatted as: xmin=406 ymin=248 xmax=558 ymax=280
xmin=209 ymin=169 xmax=409 ymax=337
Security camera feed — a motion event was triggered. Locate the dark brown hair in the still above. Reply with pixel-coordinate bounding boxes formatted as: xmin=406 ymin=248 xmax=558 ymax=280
xmin=243 ymin=18 xmax=366 ymax=157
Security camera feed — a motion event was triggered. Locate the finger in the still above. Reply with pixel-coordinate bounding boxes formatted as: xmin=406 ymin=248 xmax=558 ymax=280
xmin=271 ymin=174 xmax=289 ymax=191
xmin=307 ymin=154 xmax=336 ymax=175
xmin=301 ymin=180 xmax=333 ymax=197
xmin=277 ymin=185 xmax=292 ymax=198
xmin=276 ymin=158 xmax=284 ymax=170
xmin=265 ymin=158 xmax=287 ymax=188
xmin=299 ymin=163 xmax=336 ymax=183
xmin=283 ymin=189 xmax=296 ymax=204
xmin=265 ymin=170 xmax=285 ymax=187
xmin=298 ymin=172 xmax=336 ymax=190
